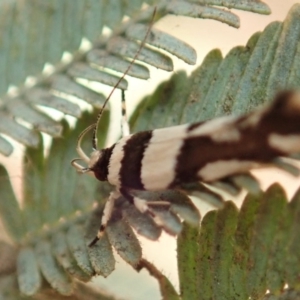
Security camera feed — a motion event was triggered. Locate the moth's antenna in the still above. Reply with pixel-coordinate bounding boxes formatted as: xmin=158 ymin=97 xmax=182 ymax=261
xmin=121 ymin=89 xmax=130 ymax=137
xmin=92 ymin=6 xmax=157 ymax=149
xmin=75 ymin=123 xmax=96 ymax=162
xmin=74 ymin=7 xmax=157 ymax=160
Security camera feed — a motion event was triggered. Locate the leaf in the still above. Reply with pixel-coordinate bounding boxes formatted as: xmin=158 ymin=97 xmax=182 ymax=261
xmin=27 ymin=88 xmax=81 ymax=118
xmin=0 ymin=165 xmax=25 ymax=241
xmin=212 ymin=202 xmax=239 ymax=299
xmin=17 ymin=247 xmax=42 ymax=296
xmin=106 ymin=210 xmax=142 ymax=267
xmin=125 ymin=23 xmax=197 ymax=65
xmin=266 ymin=191 xmax=291 ymax=294
xmin=5 ymin=98 xmax=62 ymax=136
xmin=51 ymin=231 xmax=92 ymax=282
xmin=22 ymin=133 xmax=45 ymax=233
xmin=285 ymin=187 xmax=300 ymax=289
xmin=177 ymin=222 xmax=199 ymax=300
xmin=230 ymin=173 xmax=261 ymax=195
xmin=67 ymin=63 xmax=128 ymax=90
xmin=0 ymin=112 xmax=40 ymax=148
xmin=180 ymin=182 xmax=225 ymax=208
xmin=87 ymin=49 xmax=150 ymax=79
xmin=107 ymin=36 xmax=174 ymax=71
xmin=0 ymin=135 xmax=13 ymax=156
xmin=166 ymin=1 xmax=241 ymax=27
xmin=230 ymin=192 xmax=262 ymax=299
xmin=66 ymin=225 xmax=94 ymax=276
xmin=202 ymin=0 xmax=271 ymax=14
xmin=84 ymin=207 xmax=115 ymax=277
xmin=35 ymin=241 xmax=74 ymax=296
xmin=196 ymin=210 xmax=217 ymax=299
xmin=247 ymin=184 xmax=287 ymax=299
xmin=121 ymin=200 xmax=162 ymax=240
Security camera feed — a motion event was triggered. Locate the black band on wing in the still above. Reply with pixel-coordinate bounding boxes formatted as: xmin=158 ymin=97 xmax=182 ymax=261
xmin=120 ymin=130 xmax=153 ymax=190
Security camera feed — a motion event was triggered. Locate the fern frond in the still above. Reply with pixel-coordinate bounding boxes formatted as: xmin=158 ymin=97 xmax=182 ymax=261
xmin=0 ymin=0 xmax=270 ymax=155
xmin=176 ymin=185 xmax=300 ymax=299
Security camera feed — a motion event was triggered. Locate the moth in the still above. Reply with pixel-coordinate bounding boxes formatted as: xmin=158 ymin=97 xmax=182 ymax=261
xmin=71 ymin=9 xmax=300 ymax=246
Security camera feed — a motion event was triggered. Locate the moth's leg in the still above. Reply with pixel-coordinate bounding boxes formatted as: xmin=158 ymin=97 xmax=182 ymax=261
xmin=120 ymin=188 xmax=169 ymax=216
xmin=89 ymin=190 xmax=120 ymax=247
xmin=119 ymin=187 xmax=150 ymax=213
xmin=121 ymin=90 xmax=130 ymax=137
xmin=133 ymin=196 xmax=151 ymax=214
xmin=134 ymin=198 xmax=171 ymax=218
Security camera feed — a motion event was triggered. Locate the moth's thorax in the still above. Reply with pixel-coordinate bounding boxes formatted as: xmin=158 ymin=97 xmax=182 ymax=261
xmin=89 ymin=147 xmax=114 ymax=182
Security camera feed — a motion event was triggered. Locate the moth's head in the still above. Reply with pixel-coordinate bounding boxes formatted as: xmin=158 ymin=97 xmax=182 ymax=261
xmin=71 ymin=123 xmax=104 ymax=178
xmin=88 ymin=149 xmax=111 ymax=182
xmin=71 ymin=149 xmax=108 ymax=181
xmin=88 ymin=149 xmax=102 ymax=169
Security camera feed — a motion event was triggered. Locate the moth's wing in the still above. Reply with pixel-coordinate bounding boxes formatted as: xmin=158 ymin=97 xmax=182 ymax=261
xmin=140 ymin=116 xmax=249 ymax=190
xmin=140 ymin=123 xmax=191 ymax=190
xmin=108 ymin=91 xmax=300 ymax=191
xmin=141 ymin=92 xmax=300 ymax=189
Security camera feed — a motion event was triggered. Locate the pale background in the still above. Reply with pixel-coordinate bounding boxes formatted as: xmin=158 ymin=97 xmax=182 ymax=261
xmin=1 ymin=0 xmax=300 ymax=299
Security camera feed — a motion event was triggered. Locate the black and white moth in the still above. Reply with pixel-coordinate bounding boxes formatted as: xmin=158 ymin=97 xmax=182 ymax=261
xmin=73 ymin=89 xmax=300 ymax=245
xmin=71 ymin=8 xmax=300 ymax=246
xmin=91 ymin=91 xmax=300 ymax=188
